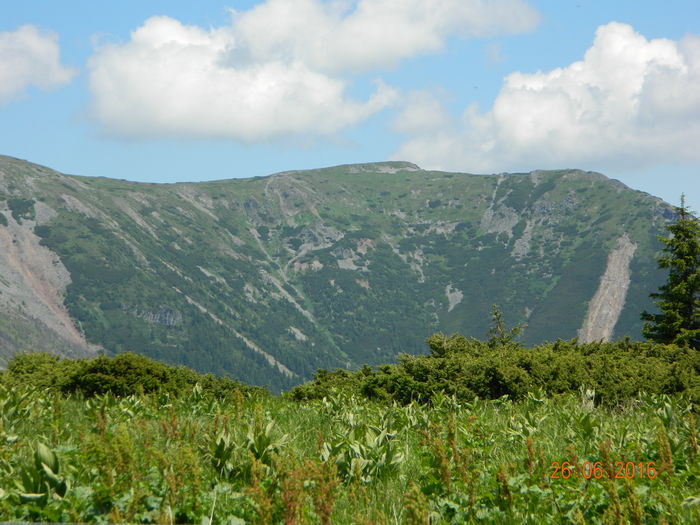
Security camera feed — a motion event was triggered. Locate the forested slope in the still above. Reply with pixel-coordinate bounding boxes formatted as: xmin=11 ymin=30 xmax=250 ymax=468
xmin=0 ymin=156 xmax=672 ymax=389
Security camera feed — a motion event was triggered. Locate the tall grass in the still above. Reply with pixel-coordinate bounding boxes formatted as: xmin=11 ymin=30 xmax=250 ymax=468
xmin=1 ymin=382 xmax=698 ymax=523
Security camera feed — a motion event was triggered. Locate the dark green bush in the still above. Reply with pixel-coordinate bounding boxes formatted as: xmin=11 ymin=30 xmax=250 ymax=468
xmin=2 ymin=352 xmax=263 ymax=399
xmin=7 ymin=197 xmax=35 ymax=222
xmin=3 ymin=352 xmax=78 ymax=389
xmin=60 ymin=353 xmax=175 ymax=396
xmin=289 ymin=336 xmax=700 ymax=406
xmin=285 ymin=366 xmax=370 ymax=401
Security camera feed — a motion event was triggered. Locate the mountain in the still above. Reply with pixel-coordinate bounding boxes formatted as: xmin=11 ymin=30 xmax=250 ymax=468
xmin=0 ymin=155 xmax=672 ymax=390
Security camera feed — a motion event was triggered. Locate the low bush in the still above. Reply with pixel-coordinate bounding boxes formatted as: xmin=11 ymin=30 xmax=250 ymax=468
xmin=1 ymin=352 xmax=263 ymax=399
xmin=285 ymin=366 xmax=370 ymax=401
xmin=3 ymin=352 xmax=77 ymax=389
xmin=289 ymin=336 xmax=700 ymax=406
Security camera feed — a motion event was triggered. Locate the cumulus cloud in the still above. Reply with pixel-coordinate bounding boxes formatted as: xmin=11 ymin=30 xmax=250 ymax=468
xmin=234 ymin=0 xmax=539 ymax=72
xmin=0 ymin=25 xmax=75 ymax=105
xmin=393 ymin=23 xmax=700 ymax=172
xmin=89 ymin=16 xmax=397 ymax=141
xmin=88 ymin=0 xmax=539 ymax=141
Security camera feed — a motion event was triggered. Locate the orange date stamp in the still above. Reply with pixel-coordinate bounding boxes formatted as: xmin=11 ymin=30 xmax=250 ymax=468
xmin=550 ymin=461 xmax=657 ymax=480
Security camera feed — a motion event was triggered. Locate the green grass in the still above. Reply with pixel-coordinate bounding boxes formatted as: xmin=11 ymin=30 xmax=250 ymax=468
xmin=0 ymin=379 xmax=698 ymax=523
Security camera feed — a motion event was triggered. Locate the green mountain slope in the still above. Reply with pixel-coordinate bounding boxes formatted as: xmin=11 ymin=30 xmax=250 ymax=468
xmin=0 ymin=156 xmax=671 ymax=389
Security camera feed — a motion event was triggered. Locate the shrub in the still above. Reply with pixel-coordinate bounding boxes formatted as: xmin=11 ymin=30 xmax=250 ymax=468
xmin=285 ymin=367 xmax=369 ymax=401
xmin=2 ymin=352 xmax=263 ymax=399
xmin=3 ymin=352 xmax=78 ymax=390
xmin=7 ymin=197 xmax=35 ymax=222
xmin=60 ymin=353 xmax=174 ymax=397
xmin=290 ymin=338 xmax=700 ymax=406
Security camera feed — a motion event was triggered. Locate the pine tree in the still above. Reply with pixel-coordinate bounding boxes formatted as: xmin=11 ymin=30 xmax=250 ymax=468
xmin=486 ymin=304 xmax=525 ymax=348
xmin=641 ymin=195 xmax=700 ymax=349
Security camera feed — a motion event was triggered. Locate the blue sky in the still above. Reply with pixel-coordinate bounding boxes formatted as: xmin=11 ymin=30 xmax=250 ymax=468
xmin=1 ymin=0 xmax=699 ymax=211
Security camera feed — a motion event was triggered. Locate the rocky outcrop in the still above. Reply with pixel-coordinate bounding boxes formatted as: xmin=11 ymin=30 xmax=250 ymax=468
xmin=480 ymin=204 xmax=519 ymax=237
xmin=131 ymin=306 xmax=183 ymax=326
xmin=445 ymin=284 xmax=463 ymax=312
xmin=0 ymin=200 xmax=99 ymax=360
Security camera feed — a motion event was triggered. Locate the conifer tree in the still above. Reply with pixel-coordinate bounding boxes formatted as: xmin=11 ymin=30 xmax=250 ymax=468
xmin=641 ymin=195 xmax=700 ymax=349
xmin=486 ymin=304 xmax=525 ymax=348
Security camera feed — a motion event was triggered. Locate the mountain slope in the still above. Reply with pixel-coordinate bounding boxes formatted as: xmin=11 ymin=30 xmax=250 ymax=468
xmin=0 ymin=156 xmax=671 ymax=388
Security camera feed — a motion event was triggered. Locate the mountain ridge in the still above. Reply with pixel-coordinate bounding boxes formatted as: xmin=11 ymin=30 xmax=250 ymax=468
xmin=0 ymin=155 xmax=671 ymax=389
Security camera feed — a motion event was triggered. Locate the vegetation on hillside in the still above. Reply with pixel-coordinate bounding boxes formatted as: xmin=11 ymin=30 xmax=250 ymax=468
xmin=1 ymin=351 xmax=699 ymax=523
xmin=288 ymin=305 xmax=700 ymax=406
xmin=0 ymin=156 xmax=673 ymax=389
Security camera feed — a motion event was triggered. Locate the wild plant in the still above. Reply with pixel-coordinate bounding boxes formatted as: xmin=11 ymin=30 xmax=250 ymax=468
xmin=306 ymin=459 xmax=339 ymax=525
xmin=656 ymin=424 xmax=674 ymax=482
xmin=16 ymin=442 xmax=68 ymax=506
xmin=209 ymin=416 xmax=287 ymax=483
xmin=187 ymin=382 xmax=222 ymax=417
xmin=506 ymin=388 xmax=551 ymax=446
xmin=246 ymin=456 xmax=275 ymax=525
xmin=247 ymin=418 xmax=288 ymax=468
xmin=162 ymin=444 xmax=202 ymax=522
xmin=320 ymin=407 xmax=405 ymax=484
xmin=495 ymin=466 xmax=513 ymax=515
xmin=280 ymin=462 xmax=305 ymax=525
xmin=623 ymin=477 xmax=644 ymax=525
xmin=0 ymin=385 xmax=28 ymax=449
xmin=403 ymin=482 xmax=430 ymax=525
xmin=687 ymin=412 xmax=698 ymax=463
xmin=0 ymin=384 xmax=30 ymax=427
xmin=210 ymin=431 xmax=242 ymax=480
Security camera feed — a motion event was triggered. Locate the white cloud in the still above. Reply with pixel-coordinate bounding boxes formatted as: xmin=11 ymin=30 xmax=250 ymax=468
xmin=234 ymin=0 xmax=539 ymax=73
xmin=393 ymin=23 xmax=700 ymax=172
xmin=0 ymin=25 xmax=75 ymax=105
xmin=89 ymin=16 xmax=397 ymax=141
xmin=88 ymin=0 xmax=539 ymax=141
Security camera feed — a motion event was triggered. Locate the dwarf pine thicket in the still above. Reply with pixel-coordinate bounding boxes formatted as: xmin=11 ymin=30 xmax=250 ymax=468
xmin=289 ymin=336 xmax=700 ymax=406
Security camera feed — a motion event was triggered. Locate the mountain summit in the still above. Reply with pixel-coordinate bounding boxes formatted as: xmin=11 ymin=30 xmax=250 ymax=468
xmin=0 ymin=156 xmax=670 ymax=389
